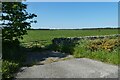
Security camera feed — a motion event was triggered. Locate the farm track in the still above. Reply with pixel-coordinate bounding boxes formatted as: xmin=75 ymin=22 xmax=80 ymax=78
xmin=15 ymin=51 xmax=118 ymax=78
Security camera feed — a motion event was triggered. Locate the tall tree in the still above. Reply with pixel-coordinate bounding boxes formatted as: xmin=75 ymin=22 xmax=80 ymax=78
xmin=2 ymin=2 xmax=37 ymax=41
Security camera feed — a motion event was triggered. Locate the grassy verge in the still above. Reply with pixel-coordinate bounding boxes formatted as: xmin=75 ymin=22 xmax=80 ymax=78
xmin=73 ymin=38 xmax=119 ymax=65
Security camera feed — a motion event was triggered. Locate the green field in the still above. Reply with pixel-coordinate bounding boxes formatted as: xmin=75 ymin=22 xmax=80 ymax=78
xmin=21 ymin=29 xmax=119 ymax=43
xmin=20 ymin=29 xmax=119 ymax=65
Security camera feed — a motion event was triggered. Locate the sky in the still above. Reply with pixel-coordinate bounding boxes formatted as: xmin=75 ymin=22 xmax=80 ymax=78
xmin=26 ymin=2 xmax=118 ymax=29
xmin=26 ymin=0 xmax=119 ymax=2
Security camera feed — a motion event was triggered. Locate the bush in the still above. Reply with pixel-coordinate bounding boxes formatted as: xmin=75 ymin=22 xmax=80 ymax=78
xmin=52 ymin=38 xmax=79 ymax=54
xmin=73 ymin=40 xmax=88 ymax=58
xmin=2 ymin=60 xmax=19 ymax=79
xmin=2 ymin=40 xmax=26 ymax=79
xmin=87 ymin=38 xmax=120 ymax=52
xmin=52 ymin=36 xmax=119 ymax=65
xmin=61 ymin=44 xmax=74 ymax=54
xmin=73 ymin=38 xmax=119 ymax=65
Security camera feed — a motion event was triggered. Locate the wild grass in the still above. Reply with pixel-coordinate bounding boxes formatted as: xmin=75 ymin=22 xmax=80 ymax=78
xmin=73 ymin=38 xmax=119 ymax=65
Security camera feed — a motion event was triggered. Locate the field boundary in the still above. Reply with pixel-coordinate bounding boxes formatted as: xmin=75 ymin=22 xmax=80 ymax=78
xmin=52 ymin=34 xmax=120 ymax=44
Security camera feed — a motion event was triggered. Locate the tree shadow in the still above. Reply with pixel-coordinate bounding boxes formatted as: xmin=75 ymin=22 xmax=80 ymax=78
xmin=19 ymin=41 xmax=71 ymax=67
xmin=23 ymin=50 xmax=69 ymax=66
xmin=2 ymin=40 xmax=71 ymax=74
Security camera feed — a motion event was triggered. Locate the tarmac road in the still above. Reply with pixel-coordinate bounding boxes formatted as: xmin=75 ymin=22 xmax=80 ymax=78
xmin=15 ymin=58 xmax=118 ymax=78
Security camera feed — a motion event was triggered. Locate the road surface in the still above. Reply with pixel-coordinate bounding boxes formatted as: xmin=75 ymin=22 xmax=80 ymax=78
xmin=15 ymin=58 xmax=118 ymax=78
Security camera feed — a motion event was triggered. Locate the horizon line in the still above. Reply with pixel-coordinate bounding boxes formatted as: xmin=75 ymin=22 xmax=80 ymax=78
xmin=31 ymin=26 xmax=119 ymax=29
xmin=30 ymin=27 xmax=119 ymax=29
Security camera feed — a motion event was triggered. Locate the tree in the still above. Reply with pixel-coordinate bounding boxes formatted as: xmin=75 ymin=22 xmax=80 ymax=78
xmin=2 ymin=2 xmax=37 ymax=41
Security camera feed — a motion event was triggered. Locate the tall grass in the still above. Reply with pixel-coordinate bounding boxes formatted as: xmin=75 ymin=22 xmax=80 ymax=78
xmin=73 ymin=38 xmax=119 ymax=65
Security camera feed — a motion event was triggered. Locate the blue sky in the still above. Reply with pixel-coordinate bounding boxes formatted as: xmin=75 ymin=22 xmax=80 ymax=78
xmin=26 ymin=2 xmax=118 ymax=29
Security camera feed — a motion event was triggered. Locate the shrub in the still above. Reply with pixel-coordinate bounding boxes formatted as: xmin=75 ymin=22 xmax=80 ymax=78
xmin=73 ymin=38 xmax=119 ymax=65
xmin=2 ymin=60 xmax=19 ymax=79
xmin=52 ymin=38 xmax=79 ymax=54
xmin=61 ymin=43 xmax=75 ymax=54
xmin=52 ymin=36 xmax=119 ymax=65
xmin=2 ymin=40 xmax=26 ymax=79
xmin=73 ymin=40 xmax=88 ymax=58
xmin=87 ymin=38 xmax=120 ymax=52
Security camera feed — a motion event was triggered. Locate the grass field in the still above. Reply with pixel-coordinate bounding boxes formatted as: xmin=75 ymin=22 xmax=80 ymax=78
xmin=21 ymin=29 xmax=119 ymax=43
xmin=20 ymin=29 xmax=119 ymax=65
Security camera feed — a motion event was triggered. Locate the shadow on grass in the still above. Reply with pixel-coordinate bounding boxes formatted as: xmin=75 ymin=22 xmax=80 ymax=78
xmin=16 ymin=42 xmax=70 ymax=67
xmin=2 ymin=40 xmax=71 ymax=80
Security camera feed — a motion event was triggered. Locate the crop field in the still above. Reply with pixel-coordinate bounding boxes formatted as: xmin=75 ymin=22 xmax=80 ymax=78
xmin=21 ymin=29 xmax=119 ymax=44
